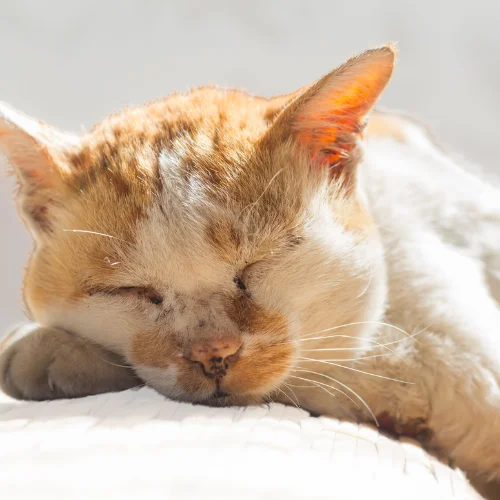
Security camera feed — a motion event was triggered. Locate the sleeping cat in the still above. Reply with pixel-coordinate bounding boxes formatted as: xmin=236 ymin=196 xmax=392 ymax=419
xmin=1 ymin=45 xmax=500 ymax=482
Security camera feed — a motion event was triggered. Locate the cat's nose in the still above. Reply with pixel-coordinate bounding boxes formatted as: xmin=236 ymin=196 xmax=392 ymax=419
xmin=187 ymin=338 xmax=241 ymax=378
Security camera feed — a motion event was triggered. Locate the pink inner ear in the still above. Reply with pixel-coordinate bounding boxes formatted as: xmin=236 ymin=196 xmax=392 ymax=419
xmin=294 ymin=98 xmax=378 ymax=167
xmin=0 ymin=102 xmax=77 ymax=190
xmin=290 ymin=49 xmax=395 ymax=168
xmin=295 ymin=121 xmax=359 ymax=167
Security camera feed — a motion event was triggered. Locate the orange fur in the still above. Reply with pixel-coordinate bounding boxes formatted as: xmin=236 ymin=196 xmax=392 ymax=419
xmin=1 ymin=45 xmax=394 ymax=407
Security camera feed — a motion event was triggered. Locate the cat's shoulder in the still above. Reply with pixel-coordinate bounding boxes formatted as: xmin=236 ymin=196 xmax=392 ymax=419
xmin=365 ymin=110 xmax=443 ymax=154
xmin=361 ymin=109 xmax=499 ymax=204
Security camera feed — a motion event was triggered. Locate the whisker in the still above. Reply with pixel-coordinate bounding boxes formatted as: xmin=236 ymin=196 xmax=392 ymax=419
xmin=288 ymin=374 xmax=358 ymax=407
xmin=355 ymin=269 xmax=373 ymax=299
xmin=63 ymin=229 xmax=131 ymax=245
xmin=91 ymin=351 xmax=134 ymax=369
xmin=285 ymin=383 xmax=319 ymax=389
xmin=293 ymin=369 xmax=378 ymax=426
xmin=312 ymin=381 xmax=339 ymax=400
xmin=275 ymin=386 xmax=299 ymax=408
xmin=313 ymin=382 xmax=360 ymax=421
xmin=236 ymin=168 xmax=284 ymax=221
xmin=381 ymin=324 xmax=430 ymax=346
xmin=305 ymin=352 xmax=395 ymax=363
xmin=283 ymin=383 xmax=301 ymax=408
xmin=298 ymin=335 xmax=409 ymax=365
xmin=275 ymin=322 xmax=424 ymax=363
xmin=289 ymin=377 xmax=335 ymax=400
xmin=298 ymin=357 xmax=414 ymax=384
xmin=301 ymin=321 xmax=417 ymax=341
xmin=296 ymin=326 xmax=429 ymax=360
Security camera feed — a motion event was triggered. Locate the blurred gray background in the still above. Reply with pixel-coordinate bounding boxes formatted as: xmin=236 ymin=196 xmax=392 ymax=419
xmin=0 ymin=0 xmax=499 ymax=329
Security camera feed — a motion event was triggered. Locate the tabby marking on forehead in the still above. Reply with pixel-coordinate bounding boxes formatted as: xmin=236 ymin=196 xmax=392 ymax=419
xmin=1 ymin=46 xmax=394 ymax=414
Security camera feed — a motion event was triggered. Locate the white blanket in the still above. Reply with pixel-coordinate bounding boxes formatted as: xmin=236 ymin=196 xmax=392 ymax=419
xmin=0 ymin=387 xmax=480 ymax=500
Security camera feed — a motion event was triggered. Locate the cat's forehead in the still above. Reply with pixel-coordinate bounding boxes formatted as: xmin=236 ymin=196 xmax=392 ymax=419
xmin=68 ymin=88 xmax=303 ymax=222
xmin=68 ymin=87 xmax=289 ymax=204
xmin=87 ymin=87 xmax=277 ymax=147
xmin=59 ymin=88 xmax=308 ymax=287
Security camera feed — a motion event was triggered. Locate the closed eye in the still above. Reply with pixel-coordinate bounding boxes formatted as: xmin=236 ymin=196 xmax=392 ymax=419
xmin=118 ymin=286 xmax=163 ymax=305
xmin=89 ymin=286 xmax=163 ymax=305
xmin=233 ymin=277 xmax=246 ymax=291
xmin=234 ymin=266 xmax=254 ymax=298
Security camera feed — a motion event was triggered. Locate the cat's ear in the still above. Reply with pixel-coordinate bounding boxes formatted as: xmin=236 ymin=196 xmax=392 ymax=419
xmin=263 ymin=88 xmax=305 ymax=123
xmin=0 ymin=102 xmax=78 ymax=238
xmin=265 ymin=45 xmax=395 ymax=189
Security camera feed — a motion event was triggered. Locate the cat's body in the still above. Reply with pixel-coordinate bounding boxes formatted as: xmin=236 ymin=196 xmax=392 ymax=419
xmin=286 ymin=113 xmax=500 ymax=477
xmin=1 ymin=46 xmax=499 ymax=482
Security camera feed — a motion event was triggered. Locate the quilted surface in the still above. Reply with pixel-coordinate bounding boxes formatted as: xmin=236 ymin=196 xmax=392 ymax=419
xmin=0 ymin=387 xmax=481 ymax=500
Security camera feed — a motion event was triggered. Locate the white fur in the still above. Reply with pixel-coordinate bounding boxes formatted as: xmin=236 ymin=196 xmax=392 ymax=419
xmin=5 ymin=100 xmax=500 ymax=478
xmin=298 ymin=117 xmax=500 ymax=477
xmin=0 ymin=101 xmax=79 ymax=149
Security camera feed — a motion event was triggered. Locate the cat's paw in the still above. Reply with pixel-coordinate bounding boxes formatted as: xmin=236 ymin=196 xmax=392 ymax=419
xmin=0 ymin=324 xmax=139 ymax=400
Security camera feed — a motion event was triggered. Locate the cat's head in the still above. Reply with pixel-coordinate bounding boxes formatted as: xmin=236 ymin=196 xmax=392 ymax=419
xmin=1 ymin=47 xmax=393 ymax=405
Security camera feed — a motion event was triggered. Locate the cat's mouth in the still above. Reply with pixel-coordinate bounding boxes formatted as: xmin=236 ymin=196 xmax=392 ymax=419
xmin=132 ymin=330 xmax=295 ymax=407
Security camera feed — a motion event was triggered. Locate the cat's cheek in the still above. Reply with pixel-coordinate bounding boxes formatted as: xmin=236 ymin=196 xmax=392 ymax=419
xmin=133 ymin=364 xmax=186 ymax=400
xmin=133 ymin=364 xmax=215 ymax=402
xmin=30 ymin=296 xmax=153 ymax=355
xmin=222 ymin=340 xmax=295 ymax=397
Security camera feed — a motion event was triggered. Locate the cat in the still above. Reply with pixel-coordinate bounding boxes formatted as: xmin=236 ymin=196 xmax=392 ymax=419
xmin=1 ymin=44 xmax=500 ymax=483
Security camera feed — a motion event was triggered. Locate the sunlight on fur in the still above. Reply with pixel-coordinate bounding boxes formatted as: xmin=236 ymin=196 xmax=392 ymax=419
xmin=1 ymin=44 xmax=500 ymax=484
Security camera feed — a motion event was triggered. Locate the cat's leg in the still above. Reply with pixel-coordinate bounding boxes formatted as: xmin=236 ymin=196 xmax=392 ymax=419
xmin=380 ymin=233 xmax=500 ymax=481
xmin=0 ymin=323 xmax=140 ymax=400
xmin=424 ymin=337 xmax=500 ymax=482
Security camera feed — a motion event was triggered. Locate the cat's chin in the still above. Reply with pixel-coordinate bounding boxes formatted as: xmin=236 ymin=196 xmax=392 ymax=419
xmin=135 ymin=370 xmax=264 ymax=407
xmin=152 ymin=386 xmax=264 ymax=408
xmin=196 ymin=393 xmax=263 ymax=408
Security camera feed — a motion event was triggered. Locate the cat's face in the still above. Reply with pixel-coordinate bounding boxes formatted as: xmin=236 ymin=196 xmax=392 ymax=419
xmin=1 ymin=47 xmax=393 ymax=405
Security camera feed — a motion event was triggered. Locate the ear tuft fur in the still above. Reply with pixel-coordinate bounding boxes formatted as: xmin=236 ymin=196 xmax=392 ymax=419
xmin=265 ymin=45 xmax=395 ymax=189
xmin=0 ymin=102 xmax=78 ymax=237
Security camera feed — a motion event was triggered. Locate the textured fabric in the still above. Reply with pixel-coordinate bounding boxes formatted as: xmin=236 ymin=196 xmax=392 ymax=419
xmin=0 ymin=387 xmax=480 ymax=499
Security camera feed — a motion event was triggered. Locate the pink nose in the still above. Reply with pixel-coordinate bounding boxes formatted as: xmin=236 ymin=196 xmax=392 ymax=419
xmin=187 ymin=338 xmax=241 ymax=378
